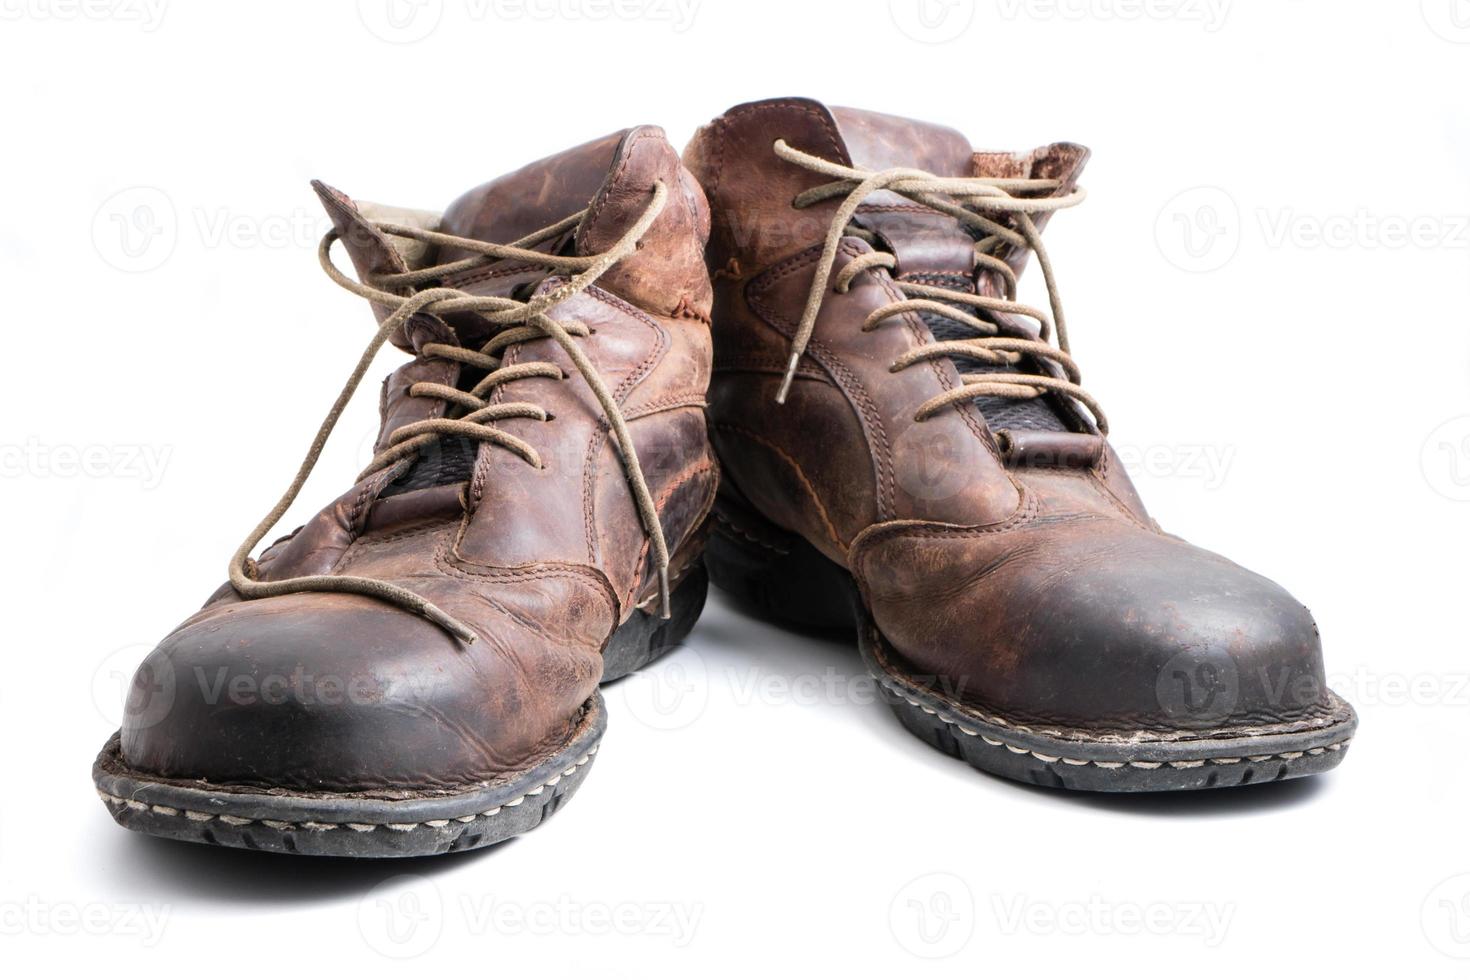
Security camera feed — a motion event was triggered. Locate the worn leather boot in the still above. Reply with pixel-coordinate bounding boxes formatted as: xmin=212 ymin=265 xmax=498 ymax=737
xmin=93 ymin=128 xmax=718 ymax=855
xmin=684 ymin=98 xmax=1356 ymax=791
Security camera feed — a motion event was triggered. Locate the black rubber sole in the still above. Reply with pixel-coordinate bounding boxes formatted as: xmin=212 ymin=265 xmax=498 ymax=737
xmin=93 ymin=562 xmax=708 ymax=858
xmin=705 ymin=506 xmax=1356 ymax=793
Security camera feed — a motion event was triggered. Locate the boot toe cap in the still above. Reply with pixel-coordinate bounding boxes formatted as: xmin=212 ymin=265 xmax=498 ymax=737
xmin=118 ymin=591 xmax=597 ymax=792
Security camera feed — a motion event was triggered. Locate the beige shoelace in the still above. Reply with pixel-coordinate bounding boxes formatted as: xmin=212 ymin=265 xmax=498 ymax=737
xmin=772 ymin=140 xmax=1107 ymax=433
xmin=227 ymin=181 xmax=672 ymax=643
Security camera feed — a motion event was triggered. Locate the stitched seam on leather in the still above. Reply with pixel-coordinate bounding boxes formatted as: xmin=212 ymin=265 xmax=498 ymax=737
xmin=436 ymin=535 xmax=617 ymax=643
xmin=444 ymin=262 xmax=541 ymax=290
xmin=848 ymin=491 xmax=1042 ymax=600
xmin=886 ymin=272 xmax=1004 ymax=464
xmin=577 ymin=128 xmax=652 ymax=252
xmin=632 ymin=547 xmax=706 ymax=611
xmin=711 ymin=356 xmax=827 ymax=380
xmin=747 ymin=244 xmax=896 ymax=516
xmin=336 ymin=522 xmax=449 ymax=575
xmin=625 ymin=457 xmax=718 ymax=609
xmin=622 ymin=392 xmax=708 ymax=419
xmin=706 ymin=100 xmax=848 ymax=206
xmin=712 ymin=421 xmax=846 ymax=554
xmin=712 ymin=510 xmax=792 ymax=555
xmin=579 ymin=302 xmax=668 ymax=566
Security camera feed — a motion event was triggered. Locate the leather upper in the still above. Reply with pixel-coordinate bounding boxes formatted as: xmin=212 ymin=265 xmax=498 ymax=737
xmin=686 ymin=98 xmax=1336 ymax=734
xmin=121 ymin=128 xmax=718 ymax=791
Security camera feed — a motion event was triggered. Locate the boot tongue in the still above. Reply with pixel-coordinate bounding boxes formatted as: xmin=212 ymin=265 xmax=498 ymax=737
xmin=829 ymin=106 xmax=978 ymax=277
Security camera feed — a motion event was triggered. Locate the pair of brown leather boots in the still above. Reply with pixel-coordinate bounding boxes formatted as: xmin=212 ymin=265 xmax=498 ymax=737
xmin=95 ymin=98 xmax=1356 ymax=858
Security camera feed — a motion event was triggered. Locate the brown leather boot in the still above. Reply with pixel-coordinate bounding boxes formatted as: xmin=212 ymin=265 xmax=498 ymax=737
xmin=684 ymin=98 xmax=1356 ymax=791
xmin=93 ymin=128 xmax=719 ymax=855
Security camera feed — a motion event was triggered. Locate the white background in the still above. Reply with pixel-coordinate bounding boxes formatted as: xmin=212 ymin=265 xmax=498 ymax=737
xmin=2 ymin=0 xmax=1467 ymax=974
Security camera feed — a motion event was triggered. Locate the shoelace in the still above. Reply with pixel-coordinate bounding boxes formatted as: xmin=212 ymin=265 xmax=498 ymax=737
xmin=227 ymin=181 xmax=672 ymax=644
xmin=772 ymin=140 xmax=1107 ymax=433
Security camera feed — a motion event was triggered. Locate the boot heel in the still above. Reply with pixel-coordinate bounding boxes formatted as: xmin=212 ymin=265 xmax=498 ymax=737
xmin=705 ymin=489 xmax=858 ymax=632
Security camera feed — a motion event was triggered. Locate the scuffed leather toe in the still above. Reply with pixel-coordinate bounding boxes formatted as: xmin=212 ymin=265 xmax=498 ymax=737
xmin=119 ymin=586 xmax=604 ymax=793
xmin=854 ymin=519 xmax=1334 ymax=735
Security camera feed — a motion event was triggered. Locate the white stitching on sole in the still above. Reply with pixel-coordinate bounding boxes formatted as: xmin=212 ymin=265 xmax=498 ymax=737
xmin=875 ymin=676 xmax=1352 ymax=769
xmin=97 ymin=745 xmax=597 ymax=833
